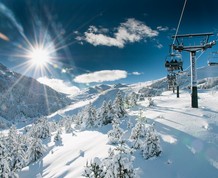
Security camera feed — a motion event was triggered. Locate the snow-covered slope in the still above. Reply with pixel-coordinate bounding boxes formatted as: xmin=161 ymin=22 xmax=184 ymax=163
xmin=18 ymin=89 xmax=218 ymax=178
xmin=0 ymin=63 xmax=71 ymax=121
xmin=14 ymin=65 xmax=218 ymax=177
xmin=138 ymin=65 xmax=218 ymax=95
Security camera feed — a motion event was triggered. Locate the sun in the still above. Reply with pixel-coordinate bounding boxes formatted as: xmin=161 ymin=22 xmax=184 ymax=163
xmin=28 ymin=47 xmax=50 ymax=67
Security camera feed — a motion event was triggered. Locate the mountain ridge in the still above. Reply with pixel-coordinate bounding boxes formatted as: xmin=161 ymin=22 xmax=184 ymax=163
xmin=0 ymin=63 xmax=71 ymax=121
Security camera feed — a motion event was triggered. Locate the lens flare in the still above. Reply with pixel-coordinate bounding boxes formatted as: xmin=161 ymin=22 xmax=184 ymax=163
xmin=28 ymin=47 xmax=50 ymax=68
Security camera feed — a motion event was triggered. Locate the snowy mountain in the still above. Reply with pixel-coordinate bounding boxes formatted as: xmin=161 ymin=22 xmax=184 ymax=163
xmin=1 ymin=64 xmax=218 ymax=178
xmin=0 ymin=63 xmax=71 ymax=121
xmin=138 ymin=65 xmax=218 ymax=96
xmin=18 ymin=82 xmax=218 ymax=178
xmin=64 ymin=65 xmax=218 ymax=116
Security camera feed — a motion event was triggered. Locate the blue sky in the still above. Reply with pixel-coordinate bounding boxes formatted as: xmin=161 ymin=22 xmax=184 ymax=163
xmin=0 ymin=0 xmax=218 ymax=92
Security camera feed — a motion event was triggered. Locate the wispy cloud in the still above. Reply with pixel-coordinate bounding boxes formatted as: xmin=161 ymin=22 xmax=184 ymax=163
xmin=37 ymin=77 xmax=80 ymax=95
xmin=74 ymin=70 xmax=127 ymax=84
xmin=77 ymin=18 xmax=159 ymax=48
xmin=157 ymin=26 xmax=169 ymax=32
xmin=131 ymin=72 xmax=143 ymax=76
xmin=0 ymin=2 xmax=24 ymax=34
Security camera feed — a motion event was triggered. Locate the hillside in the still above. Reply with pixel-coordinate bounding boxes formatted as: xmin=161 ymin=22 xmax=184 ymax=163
xmin=0 ymin=63 xmax=71 ymax=121
xmin=18 ymin=90 xmax=218 ymax=178
xmin=16 ymin=65 xmax=218 ymax=178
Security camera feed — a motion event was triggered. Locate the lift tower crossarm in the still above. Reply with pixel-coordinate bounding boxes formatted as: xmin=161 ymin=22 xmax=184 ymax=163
xmin=172 ymin=33 xmax=215 ymax=50
xmin=172 ymin=32 xmax=213 ymax=38
xmin=173 ymin=41 xmax=216 ymax=52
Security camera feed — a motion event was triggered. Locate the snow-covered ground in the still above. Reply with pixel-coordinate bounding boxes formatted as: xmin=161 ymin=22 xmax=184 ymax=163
xmin=19 ymin=89 xmax=218 ymax=178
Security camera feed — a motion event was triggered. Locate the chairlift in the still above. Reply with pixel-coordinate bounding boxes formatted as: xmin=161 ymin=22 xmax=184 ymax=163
xmin=207 ymin=51 xmax=218 ymax=66
xmin=167 ymin=73 xmax=177 ymax=90
xmin=165 ymin=52 xmax=183 ymax=71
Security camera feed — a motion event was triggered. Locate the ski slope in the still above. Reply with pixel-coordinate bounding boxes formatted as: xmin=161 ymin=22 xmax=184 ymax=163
xmin=19 ymin=89 xmax=218 ymax=178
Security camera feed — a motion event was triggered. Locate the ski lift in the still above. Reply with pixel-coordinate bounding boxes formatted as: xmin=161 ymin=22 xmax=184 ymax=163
xmin=167 ymin=73 xmax=177 ymax=90
xmin=165 ymin=52 xmax=183 ymax=72
xmin=207 ymin=51 xmax=218 ymax=66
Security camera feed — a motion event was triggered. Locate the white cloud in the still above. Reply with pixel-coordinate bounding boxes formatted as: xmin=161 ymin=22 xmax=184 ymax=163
xmin=37 ymin=77 xmax=80 ymax=95
xmin=85 ymin=32 xmax=124 ymax=48
xmin=78 ymin=18 xmax=158 ymax=48
xmin=74 ymin=70 xmax=127 ymax=84
xmin=132 ymin=72 xmax=143 ymax=75
xmin=157 ymin=26 xmax=169 ymax=31
xmin=156 ymin=43 xmax=163 ymax=49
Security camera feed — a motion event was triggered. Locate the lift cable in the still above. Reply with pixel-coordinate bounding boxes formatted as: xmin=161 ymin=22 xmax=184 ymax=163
xmin=182 ymin=51 xmax=205 ymax=72
xmin=172 ymin=0 xmax=188 ymax=46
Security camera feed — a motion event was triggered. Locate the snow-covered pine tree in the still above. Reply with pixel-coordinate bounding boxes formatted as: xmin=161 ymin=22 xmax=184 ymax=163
xmin=124 ymin=95 xmax=131 ymax=109
xmin=37 ymin=117 xmax=51 ymax=139
xmin=7 ymin=125 xmax=18 ymax=154
xmin=0 ymin=156 xmax=11 ymax=178
xmin=130 ymin=92 xmax=137 ymax=107
xmin=81 ymin=103 xmax=98 ymax=128
xmin=107 ymin=117 xmax=124 ymax=144
xmin=64 ymin=116 xmax=73 ymax=133
xmin=29 ymin=117 xmax=51 ymax=139
xmin=107 ymin=100 xmax=115 ymax=122
xmin=141 ymin=124 xmax=161 ymax=159
xmin=6 ymin=125 xmax=26 ymax=174
xmin=113 ymin=91 xmax=126 ymax=118
xmin=129 ymin=110 xmax=147 ymax=149
xmin=83 ymin=157 xmax=105 ymax=178
xmin=10 ymin=143 xmax=26 ymax=173
xmin=74 ymin=112 xmax=83 ymax=129
xmin=99 ymin=101 xmax=113 ymax=125
xmin=148 ymin=97 xmax=155 ymax=107
xmin=54 ymin=130 xmax=62 ymax=142
xmin=27 ymin=137 xmax=46 ymax=163
xmin=103 ymin=143 xmax=139 ymax=178
xmin=0 ymin=135 xmax=12 ymax=178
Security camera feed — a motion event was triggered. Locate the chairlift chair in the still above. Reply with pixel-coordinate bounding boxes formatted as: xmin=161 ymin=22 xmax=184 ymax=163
xmin=207 ymin=52 xmax=218 ymax=66
xmin=165 ymin=52 xmax=183 ymax=72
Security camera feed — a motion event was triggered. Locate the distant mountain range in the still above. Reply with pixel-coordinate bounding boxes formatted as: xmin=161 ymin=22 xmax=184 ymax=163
xmin=0 ymin=63 xmax=71 ymax=121
xmin=1 ymin=62 xmax=217 ymax=123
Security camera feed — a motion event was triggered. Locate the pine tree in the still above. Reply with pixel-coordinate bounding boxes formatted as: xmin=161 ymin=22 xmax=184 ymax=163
xmin=0 ymin=157 xmax=11 ymax=178
xmin=130 ymin=92 xmax=137 ymax=107
xmin=107 ymin=118 xmax=124 ymax=144
xmin=124 ymin=95 xmax=131 ymax=109
xmin=103 ymin=143 xmax=139 ymax=178
xmin=113 ymin=91 xmax=126 ymax=118
xmin=99 ymin=101 xmax=113 ymax=125
xmin=64 ymin=116 xmax=73 ymax=133
xmin=148 ymin=97 xmax=155 ymax=107
xmin=83 ymin=157 xmax=105 ymax=178
xmin=29 ymin=117 xmax=51 ymax=139
xmin=11 ymin=143 xmax=26 ymax=173
xmin=27 ymin=137 xmax=46 ymax=163
xmin=0 ymin=135 xmax=12 ymax=178
xmin=37 ymin=117 xmax=51 ymax=139
xmin=81 ymin=103 xmax=98 ymax=128
xmin=107 ymin=100 xmax=115 ymax=122
xmin=141 ymin=124 xmax=161 ymax=159
xmin=6 ymin=125 xmax=26 ymax=174
xmin=129 ymin=109 xmax=147 ymax=149
xmin=54 ymin=130 xmax=62 ymax=145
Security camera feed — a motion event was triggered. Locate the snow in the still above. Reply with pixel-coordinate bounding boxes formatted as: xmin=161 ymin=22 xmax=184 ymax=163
xmin=17 ymin=88 xmax=218 ymax=178
xmin=1 ymin=65 xmax=218 ymax=177
xmin=19 ymin=130 xmax=111 ymax=178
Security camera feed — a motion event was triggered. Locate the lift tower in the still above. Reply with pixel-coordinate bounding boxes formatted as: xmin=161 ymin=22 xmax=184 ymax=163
xmin=172 ymin=33 xmax=216 ymax=108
